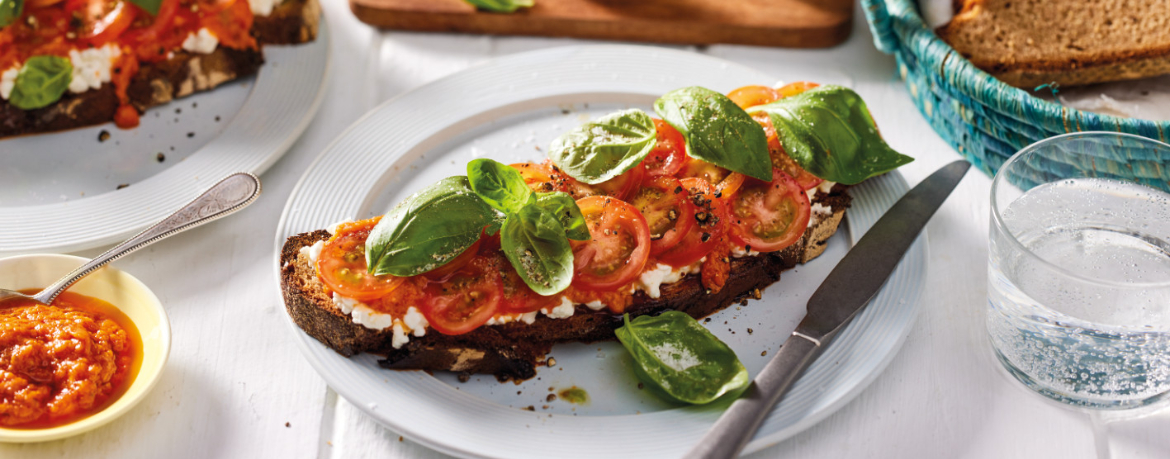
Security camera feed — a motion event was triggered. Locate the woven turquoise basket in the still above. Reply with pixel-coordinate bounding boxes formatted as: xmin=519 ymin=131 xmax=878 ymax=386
xmin=861 ymin=0 xmax=1170 ymax=187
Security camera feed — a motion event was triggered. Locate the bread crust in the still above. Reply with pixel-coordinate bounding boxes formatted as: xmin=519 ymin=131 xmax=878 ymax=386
xmin=279 ymin=186 xmax=852 ymax=380
xmin=0 ymin=0 xmax=320 ymax=138
xmin=937 ymin=0 xmax=1170 ymax=87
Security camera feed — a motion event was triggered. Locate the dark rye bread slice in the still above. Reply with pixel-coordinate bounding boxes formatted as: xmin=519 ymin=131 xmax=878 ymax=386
xmin=937 ymin=0 xmax=1170 ymax=87
xmin=0 ymin=0 xmax=320 ymax=138
xmin=280 ymin=186 xmax=852 ymax=381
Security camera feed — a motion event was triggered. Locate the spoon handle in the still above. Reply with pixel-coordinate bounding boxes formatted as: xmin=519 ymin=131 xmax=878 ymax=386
xmin=34 ymin=173 xmax=261 ymax=305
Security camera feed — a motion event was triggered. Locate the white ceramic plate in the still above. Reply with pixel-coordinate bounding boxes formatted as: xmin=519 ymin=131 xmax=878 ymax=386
xmin=0 ymin=22 xmax=331 ymax=255
xmin=274 ymin=45 xmax=926 ymax=458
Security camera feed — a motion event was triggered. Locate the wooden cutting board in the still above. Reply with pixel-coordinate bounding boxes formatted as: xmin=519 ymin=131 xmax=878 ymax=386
xmin=349 ymin=0 xmax=854 ymax=48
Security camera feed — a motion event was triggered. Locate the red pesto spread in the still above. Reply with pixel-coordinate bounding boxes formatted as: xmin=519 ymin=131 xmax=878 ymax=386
xmin=0 ymin=290 xmax=142 ymax=429
xmin=0 ymin=0 xmax=257 ymax=127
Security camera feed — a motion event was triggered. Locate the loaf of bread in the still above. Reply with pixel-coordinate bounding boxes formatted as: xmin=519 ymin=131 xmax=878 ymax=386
xmin=937 ymin=0 xmax=1170 ymax=88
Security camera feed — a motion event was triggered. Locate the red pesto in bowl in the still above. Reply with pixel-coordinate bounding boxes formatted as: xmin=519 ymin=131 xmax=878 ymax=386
xmin=0 ymin=290 xmax=142 ymax=429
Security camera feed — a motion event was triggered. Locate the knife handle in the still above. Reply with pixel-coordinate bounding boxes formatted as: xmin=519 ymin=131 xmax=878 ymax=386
xmin=683 ymin=332 xmax=821 ymax=459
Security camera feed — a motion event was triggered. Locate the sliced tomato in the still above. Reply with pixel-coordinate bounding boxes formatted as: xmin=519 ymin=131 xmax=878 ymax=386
xmin=716 ymin=172 xmax=746 ymax=197
xmin=776 ymin=81 xmax=820 ymax=98
xmin=422 ymin=238 xmax=482 ymax=282
xmin=576 ymin=163 xmax=645 ymax=201
xmin=197 ymin=0 xmax=237 ymax=14
xmin=628 ymin=176 xmax=695 ymax=255
xmin=27 ymin=0 xmax=65 ymax=7
xmin=727 ymin=85 xmax=780 ymax=109
xmin=677 ymin=158 xmax=731 ymax=187
xmin=643 ymin=119 xmax=688 ymax=177
xmin=71 ymin=0 xmax=136 ymax=46
xmin=511 ymin=162 xmax=558 ymax=193
xmin=421 ymin=256 xmax=502 ymax=335
xmin=121 ymin=0 xmax=179 ymax=46
xmin=499 ymin=267 xmax=561 ymax=314
xmin=571 ymin=196 xmax=651 ymax=290
xmin=317 ymin=220 xmax=406 ymax=301
xmin=753 ymin=112 xmax=823 ymax=190
xmin=656 ymin=178 xmax=730 ymax=267
xmin=728 ymin=168 xmax=811 ymax=253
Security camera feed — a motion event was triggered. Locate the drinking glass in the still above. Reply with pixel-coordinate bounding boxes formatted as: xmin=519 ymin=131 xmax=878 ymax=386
xmin=987 ymin=131 xmax=1170 ymax=409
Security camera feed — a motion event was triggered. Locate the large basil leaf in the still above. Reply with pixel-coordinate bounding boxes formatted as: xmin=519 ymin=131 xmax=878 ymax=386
xmin=654 ymin=87 xmax=772 ymax=182
xmin=615 ymin=311 xmax=749 ymax=405
xmin=468 ymin=158 xmax=533 ymax=214
xmin=500 ymin=204 xmax=574 ymax=296
xmin=462 ymin=0 xmax=532 ymax=13
xmin=747 ymin=85 xmax=914 ymax=185
xmin=366 ymin=176 xmax=502 ymax=277
xmin=548 ymin=109 xmax=657 ymax=185
xmin=128 ymin=0 xmax=162 ymax=15
xmin=9 ymin=55 xmax=72 ymax=111
xmin=534 ymin=191 xmax=589 ymax=241
xmin=0 ymin=0 xmax=23 ymax=28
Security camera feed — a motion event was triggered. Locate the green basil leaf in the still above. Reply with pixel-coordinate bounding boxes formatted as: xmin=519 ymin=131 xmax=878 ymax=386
xmin=0 ymin=0 xmax=23 ymax=28
xmin=548 ymin=108 xmax=657 ymax=185
xmin=9 ymin=55 xmax=72 ymax=111
xmin=462 ymin=0 xmax=532 ymax=13
xmin=615 ymin=311 xmax=749 ymax=405
xmin=128 ymin=0 xmax=162 ymax=16
xmin=468 ymin=158 xmax=534 ymax=214
xmin=500 ymin=204 xmax=574 ymax=296
xmin=365 ymin=176 xmax=501 ymax=277
xmin=654 ymin=87 xmax=772 ymax=182
xmin=534 ymin=191 xmax=589 ymax=241
xmin=747 ymin=85 xmax=914 ymax=185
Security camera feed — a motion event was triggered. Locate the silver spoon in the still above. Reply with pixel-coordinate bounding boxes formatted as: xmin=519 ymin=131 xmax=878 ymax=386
xmin=0 ymin=172 xmax=261 ymax=306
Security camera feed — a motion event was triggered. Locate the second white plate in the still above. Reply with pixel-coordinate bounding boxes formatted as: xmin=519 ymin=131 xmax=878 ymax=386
xmin=0 ymin=21 xmax=331 ymax=255
xmin=275 ymin=45 xmax=926 ymax=458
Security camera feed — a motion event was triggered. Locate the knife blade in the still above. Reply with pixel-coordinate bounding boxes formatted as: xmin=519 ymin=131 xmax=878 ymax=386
xmin=684 ymin=160 xmax=971 ymax=459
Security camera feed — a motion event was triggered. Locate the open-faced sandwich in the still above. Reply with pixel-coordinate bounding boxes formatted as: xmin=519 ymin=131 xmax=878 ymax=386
xmin=279 ymin=83 xmax=913 ymax=382
xmin=0 ymin=0 xmax=319 ymax=137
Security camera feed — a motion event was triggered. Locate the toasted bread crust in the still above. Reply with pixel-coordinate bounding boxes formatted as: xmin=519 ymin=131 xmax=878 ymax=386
xmin=280 ymin=187 xmax=852 ymax=380
xmin=253 ymin=0 xmax=322 ymax=45
xmin=0 ymin=0 xmax=319 ymax=138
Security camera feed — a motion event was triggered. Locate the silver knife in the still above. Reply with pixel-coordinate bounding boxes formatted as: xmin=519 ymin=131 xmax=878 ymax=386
xmin=684 ymin=160 xmax=971 ymax=459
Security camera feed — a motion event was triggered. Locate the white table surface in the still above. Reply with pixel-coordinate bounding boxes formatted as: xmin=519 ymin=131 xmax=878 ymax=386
xmin=5 ymin=1 xmax=1170 ymax=458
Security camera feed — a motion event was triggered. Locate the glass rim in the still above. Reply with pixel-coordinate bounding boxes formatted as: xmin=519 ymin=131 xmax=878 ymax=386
xmin=990 ymin=131 xmax=1170 ymax=289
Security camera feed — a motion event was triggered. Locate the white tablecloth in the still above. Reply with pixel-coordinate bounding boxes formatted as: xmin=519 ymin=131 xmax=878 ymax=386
xmin=6 ymin=0 xmax=1169 ymax=457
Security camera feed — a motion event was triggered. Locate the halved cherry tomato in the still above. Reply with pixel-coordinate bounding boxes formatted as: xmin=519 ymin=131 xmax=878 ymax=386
xmin=197 ymin=0 xmax=237 ymax=15
xmin=26 ymin=0 xmax=65 ymax=7
xmin=643 ymin=119 xmax=688 ymax=177
xmin=422 ymin=238 xmax=482 ymax=282
xmin=575 ymin=163 xmax=645 ymax=201
xmin=728 ymin=168 xmax=811 ymax=253
xmin=776 ymin=81 xmax=820 ymax=98
xmin=628 ymin=176 xmax=695 ymax=255
xmin=317 ymin=220 xmax=407 ymax=301
xmin=677 ymin=158 xmax=731 ymax=187
xmin=70 ymin=0 xmax=136 ymax=46
xmin=657 ymin=178 xmax=730 ymax=267
xmin=421 ymin=256 xmax=502 ymax=335
xmin=121 ymin=0 xmax=179 ymax=46
xmin=753 ymin=112 xmax=823 ymax=190
xmin=571 ymin=196 xmax=651 ymax=290
xmin=716 ymin=172 xmax=746 ymax=197
xmin=512 ymin=162 xmax=558 ymax=193
xmin=499 ymin=265 xmax=561 ymax=314
xmin=677 ymin=158 xmax=746 ymax=196
xmin=727 ymin=85 xmax=780 ymax=109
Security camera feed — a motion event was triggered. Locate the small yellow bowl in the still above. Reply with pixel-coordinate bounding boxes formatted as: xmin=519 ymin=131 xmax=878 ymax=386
xmin=0 ymin=254 xmax=170 ymax=443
